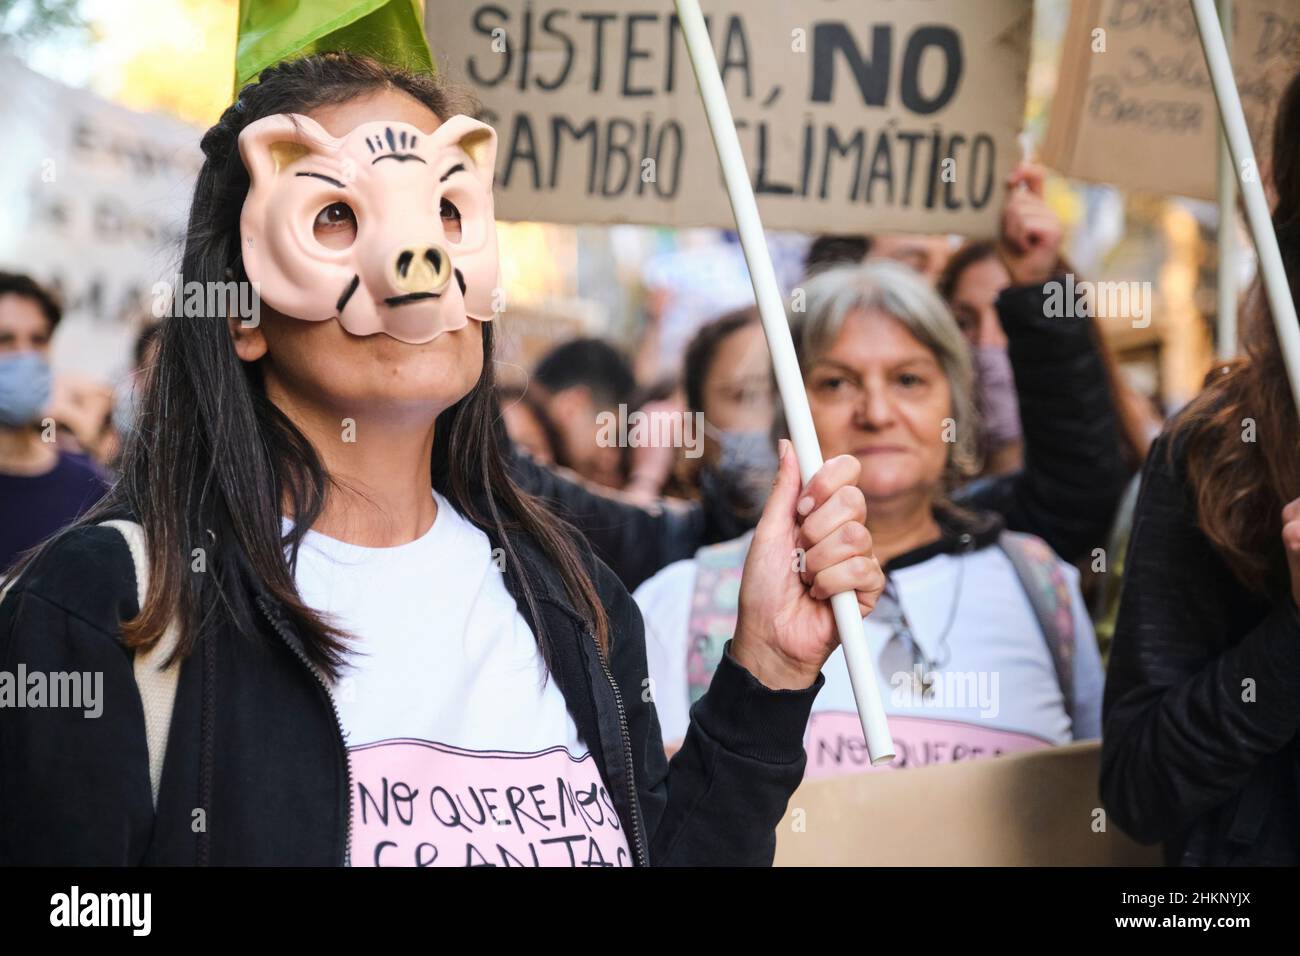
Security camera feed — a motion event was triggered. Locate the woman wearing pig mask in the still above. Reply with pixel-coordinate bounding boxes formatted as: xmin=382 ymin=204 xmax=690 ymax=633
xmin=0 ymin=53 xmax=885 ymax=867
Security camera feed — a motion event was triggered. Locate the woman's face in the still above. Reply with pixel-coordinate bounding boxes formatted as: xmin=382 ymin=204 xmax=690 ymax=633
xmin=231 ymin=89 xmax=484 ymax=421
xmin=949 ymin=256 xmax=1011 ymax=349
xmin=701 ymin=322 xmax=775 ymax=463
xmin=806 ymin=307 xmax=952 ymax=507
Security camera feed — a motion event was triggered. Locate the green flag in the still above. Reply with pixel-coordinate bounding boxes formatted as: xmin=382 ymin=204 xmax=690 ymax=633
xmin=235 ymin=0 xmax=433 ymax=94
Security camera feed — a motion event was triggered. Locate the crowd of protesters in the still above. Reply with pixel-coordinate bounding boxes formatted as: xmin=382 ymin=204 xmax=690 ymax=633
xmin=1 ymin=53 xmax=1298 ymax=867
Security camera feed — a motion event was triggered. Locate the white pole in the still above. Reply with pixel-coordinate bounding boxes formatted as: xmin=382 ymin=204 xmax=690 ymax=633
xmin=673 ymin=0 xmax=895 ymax=765
xmin=1215 ymin=0 xmax=1237 ymax=361
xmin=1193 ymin=0 xmax=1300 ymax=403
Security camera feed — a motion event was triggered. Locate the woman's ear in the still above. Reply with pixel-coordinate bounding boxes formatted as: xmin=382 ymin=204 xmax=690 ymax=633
xmin=228 ymin=314 xmax=268 ymax=362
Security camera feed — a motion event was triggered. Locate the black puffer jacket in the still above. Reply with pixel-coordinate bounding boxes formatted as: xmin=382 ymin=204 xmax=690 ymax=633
xmin=0 ymin=499 xmax=820 ymax=866
xmin=512 ymin=276 xmax=1129 ymax=588
xmin=1100 ymin=424 xmax=1300 ymax=865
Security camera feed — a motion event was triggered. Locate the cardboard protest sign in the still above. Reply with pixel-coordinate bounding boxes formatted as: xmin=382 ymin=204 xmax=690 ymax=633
xmin=775 ymin=740 xmax=1161 ymax=866
xmin=427 ymin=1 xmax=1033 ymax=235
xmin=1043 ymin=0 xmax=1300 ymax=200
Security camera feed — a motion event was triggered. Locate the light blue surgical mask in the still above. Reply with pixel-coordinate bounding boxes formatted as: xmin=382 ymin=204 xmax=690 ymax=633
xmin=703 ymin=424 xmax=779 ymax=513
xmin=111 ymin=372 xmax=140 ymax=437
xmin=0 ymin=352 xmax=52 ymax=427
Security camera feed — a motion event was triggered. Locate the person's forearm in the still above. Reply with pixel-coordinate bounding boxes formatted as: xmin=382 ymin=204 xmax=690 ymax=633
xmin=983 ymin=278 xmax=1129 ymax=560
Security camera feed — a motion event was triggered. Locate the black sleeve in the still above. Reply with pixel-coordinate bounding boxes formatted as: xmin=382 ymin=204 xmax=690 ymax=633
xmin=507 ymin=446 xmax=709 ymax=591
xmin=1099 ymin=431 xmax=1300 ymax=845
xmin=605 ymin=572 xmax=821 ymax=866
xmin=956 ymin=278 xmax=1129 ymax=563
xmin=0 ymin=527 xmax=155 ymax=865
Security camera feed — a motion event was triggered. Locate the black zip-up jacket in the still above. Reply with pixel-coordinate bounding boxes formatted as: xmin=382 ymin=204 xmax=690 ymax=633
xmin=1100 ymin=424 xmax=1300 ymax=865
xmin=0 ymin=502 xmax=822 ymax=866
xmin=510 ymin=276 xmax=1129 ymax=589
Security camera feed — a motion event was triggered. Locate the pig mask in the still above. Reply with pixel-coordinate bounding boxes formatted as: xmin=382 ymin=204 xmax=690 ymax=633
xmin=237 ymin=112 xmax=499 ymax=344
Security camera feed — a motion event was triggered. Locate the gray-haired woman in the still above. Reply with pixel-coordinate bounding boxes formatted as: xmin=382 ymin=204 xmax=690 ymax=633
xmin=636 ymin=259 xmax=1104 ymax=774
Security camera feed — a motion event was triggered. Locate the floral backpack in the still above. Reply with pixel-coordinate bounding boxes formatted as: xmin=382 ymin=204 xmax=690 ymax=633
xmin=684 ymin=533 xmax=751 ymax=706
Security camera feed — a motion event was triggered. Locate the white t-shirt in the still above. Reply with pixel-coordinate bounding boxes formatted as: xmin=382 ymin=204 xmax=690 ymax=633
xmin=635 ymin=537 xmax=1104 ymax=780
xmin=287 ymin=490 xmax=631 ymax=867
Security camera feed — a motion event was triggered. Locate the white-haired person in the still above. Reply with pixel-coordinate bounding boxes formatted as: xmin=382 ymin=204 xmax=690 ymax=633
xmin=636 ymin=259 xmax=1105 ymax=775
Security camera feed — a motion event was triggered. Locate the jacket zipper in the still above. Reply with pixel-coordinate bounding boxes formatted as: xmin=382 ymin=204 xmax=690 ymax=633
xmin=256 ymin=596 xmax=353 ymax=865
xmin=585 ymin=624 xmax=649 ymax=868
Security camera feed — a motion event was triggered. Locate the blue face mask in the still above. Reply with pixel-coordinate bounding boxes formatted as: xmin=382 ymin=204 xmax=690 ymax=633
xmin=703 ymin=425 xmax=779 ymax=514
xmin=111 ymin=373 xmax=140 ymax=437
xmin=0 ymin=352 xmax=52 ymax=427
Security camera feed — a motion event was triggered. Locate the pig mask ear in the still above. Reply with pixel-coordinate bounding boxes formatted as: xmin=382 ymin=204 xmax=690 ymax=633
xmin=237 ymin=113 xmax=339 ymax=185
xmin=432 ymin=114 xmax=498 ymax=192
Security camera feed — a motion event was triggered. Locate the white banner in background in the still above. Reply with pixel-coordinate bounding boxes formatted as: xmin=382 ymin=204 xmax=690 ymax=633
xmin=0 ymin=55 xmax=201 ymax=381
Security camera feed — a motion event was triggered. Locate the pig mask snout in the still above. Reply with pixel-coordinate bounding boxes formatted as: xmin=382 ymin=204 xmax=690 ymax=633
xmin=391 ymin=245 xmax=452 ymax=298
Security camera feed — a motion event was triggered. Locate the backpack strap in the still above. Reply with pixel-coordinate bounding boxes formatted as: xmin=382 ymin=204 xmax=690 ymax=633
xmin=99 ymin=519 xmax=180 ymax=809
xmin=997 ymin=530 xmax=1077 ymax=730
xmin=684 ymin=533 xmax=751 ymax=704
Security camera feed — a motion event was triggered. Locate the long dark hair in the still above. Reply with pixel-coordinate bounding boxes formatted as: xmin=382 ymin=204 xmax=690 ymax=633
xmin=1170 ymin=66 xmax=1300 ymax=594
xmin=19 ymin=53 xmax=609 ymax=676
